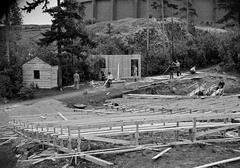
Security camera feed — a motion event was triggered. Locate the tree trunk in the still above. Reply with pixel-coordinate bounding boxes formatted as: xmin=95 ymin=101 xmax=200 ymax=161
xmin=4 ymin=13 xmax=10 ymax=66
xmin=57 ymin=0 xmax=62 ymax=91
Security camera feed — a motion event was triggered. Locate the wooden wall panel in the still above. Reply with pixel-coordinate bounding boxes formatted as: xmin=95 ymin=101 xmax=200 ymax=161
xmin=100 ymin=54 xmax=141 ymax=79
xmin=22 ymin=57 xmax=58 ymax=89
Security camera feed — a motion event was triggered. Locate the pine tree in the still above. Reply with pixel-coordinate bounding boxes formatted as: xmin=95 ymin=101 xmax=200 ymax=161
xmin=151 ymin=0 xmax=197 ymax=24
xmin=151 ymin=0 xmax=179 ymax=16
xmin=22 ymin=0 xmax=93 ymax=89
xmin=177 ymin=0 xmax=197 ymax=22
xmin=9 ymin=1 xmax=23 ymax=25
xmin=217 ymin=0 xmax=240 ymax=26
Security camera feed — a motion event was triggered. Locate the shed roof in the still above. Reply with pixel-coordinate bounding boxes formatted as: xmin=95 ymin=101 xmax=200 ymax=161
xmin=23 ymin=56 xmax=57 ymax=67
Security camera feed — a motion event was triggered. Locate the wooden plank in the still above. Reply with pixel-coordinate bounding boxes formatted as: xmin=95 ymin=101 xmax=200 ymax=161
xmin=57 ymin=112 xmax=68 ymax=121
xmin=126 ymin=94 xmax=191 ymax=99
xmin=83 ymin=135 xmax=133 ymax=145
xmin=135 ymin=122 xmax=139 ymax=145
xmin=81 ymin=154 xmax=114 ymax=167
xmin=192 ymin=118 xmax=197 ymax=142
xmin=77 ymin=127 xmax=81 ymax=152
xmin=0 ymin=137 xmax=16 ymax=146
xmin=85 ymin=146 xmax=145 ymax=155
xmin=196 ymin=125 xmax=240 ymax=138
xmin=152 ymin=147 xmax=172 ymax=160
xmin=193 ymin=156 xmax=240 ymax=168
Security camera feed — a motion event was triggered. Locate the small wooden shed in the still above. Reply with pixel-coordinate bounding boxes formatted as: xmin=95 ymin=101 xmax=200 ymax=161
xmin=22 ymin=57 xmax=58 ymax=89
xmin=101 ymin=54 xmax=141 ymax=79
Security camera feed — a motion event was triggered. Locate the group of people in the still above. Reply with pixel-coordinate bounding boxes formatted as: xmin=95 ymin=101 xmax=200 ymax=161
xmin=169 ymin=60 xmax=181 ymax=79
xmin=73 ymin=70 xmax=114 ymax=89
xmin=99 ymin=70 xmax=114 ymax=88
xmin=195 ymin=77 xmax=225 ymax=97
xmin=168 ymin=60 xmax=198 ymax=79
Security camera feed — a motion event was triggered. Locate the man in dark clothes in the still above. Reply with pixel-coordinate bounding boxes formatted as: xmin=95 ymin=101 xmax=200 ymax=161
xmin=174 ymin=60 xmax=181 ymax=76
xmin=216 ymin=77 xmax=225 ymax=90
xmin=106 ymin=72 xmax=113 ymax=88
xmin=100 ymin=70 xmax=105 ymax=81
xmin=212 ymin=77 xmax=225 ymax=96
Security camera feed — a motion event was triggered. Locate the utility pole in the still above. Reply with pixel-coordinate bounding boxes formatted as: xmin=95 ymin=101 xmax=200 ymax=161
xmin=146 ymin=0 xmax=150 ymax=53
xmin=161 ymin=0 xmax=164 ymax=21
xmin=146 ymin=0 xmax=150 ymax=75
xmin=171 ymin=2 xmax=174 ymax=62
xmin=186 ymin=0 xmax=189 ymax=32
xmin=4 ymin=12 xmax=10 ymax=66
xmin=161 ymin=0 xmax=165 ymax=57
xmin=57 ymin=0 xmax=63 ymax=91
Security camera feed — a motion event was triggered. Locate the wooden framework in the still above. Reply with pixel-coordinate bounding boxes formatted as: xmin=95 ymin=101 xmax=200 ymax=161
xmin=8 ymin=94 xmax=240 ymax=167
xmin=10 ymin=109 xmax=240 ymax=166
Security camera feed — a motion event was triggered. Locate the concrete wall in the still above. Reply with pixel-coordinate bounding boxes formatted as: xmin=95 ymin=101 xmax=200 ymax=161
xmin=96 ymin=0 xmax=112 ymax=21
xmin=192 ymin=0 xmax=215 ymax=24
xmin=78 ymin=0 xmax=230 ymax=26
xmin=116 ymin=0 xmax=134 ymax=20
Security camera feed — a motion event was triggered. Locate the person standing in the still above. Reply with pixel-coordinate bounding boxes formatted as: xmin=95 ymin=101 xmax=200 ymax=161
xmin=190 ymin=66 xmax=196 ymax=74
xmin=106 ymin=72 xmax=113 ymax=88
xmin=133 ymin=65 xmax=138 ymax=82
xmin=73 ymin=71 xmax=80 ymax=89
xmin=100 ymin=70 xmax=105 ymax=81
xmin=212 ymin=77 xmax=225 ymax=96
xmin=175 ymin=60 xmax=181 ymax=76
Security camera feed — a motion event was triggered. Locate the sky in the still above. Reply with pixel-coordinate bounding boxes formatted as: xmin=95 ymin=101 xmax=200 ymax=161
xmin=19 ymin=0 xmax=57 ymax=25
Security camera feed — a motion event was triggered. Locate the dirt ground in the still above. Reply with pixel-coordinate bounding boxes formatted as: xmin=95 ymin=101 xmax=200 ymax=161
xmin=1 ymin=69 xmax=240 ymax=168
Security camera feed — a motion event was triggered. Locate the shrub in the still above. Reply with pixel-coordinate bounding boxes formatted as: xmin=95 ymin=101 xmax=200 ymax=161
xmin=18 ymin=87 xmax=34 ymax=100
xmin=0 ymin=75 xmax=15 ymax=98
xmin=85 ymin=55 xmax=106 ymax=80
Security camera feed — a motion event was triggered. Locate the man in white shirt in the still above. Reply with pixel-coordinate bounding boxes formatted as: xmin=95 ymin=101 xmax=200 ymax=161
xmin=73 ymin=71 xmax=80 ymax=89
xmin=106 ymin=72 xmax=113 ymax=88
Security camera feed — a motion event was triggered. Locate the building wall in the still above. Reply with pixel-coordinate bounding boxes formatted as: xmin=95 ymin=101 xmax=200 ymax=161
xmin=138 ymin=0 xmax=147 ymax=18
xmin=192 ymin=0 xmax=215 ymax=24
xmin=22 ymin=57 xmax=58 ymax=89
xmin=101 ymin=54 xmax=141 ymax=79
xmin=78 ymin=0 xmax=229 ymax=25
xmin=116 ymin=0 xmax=134 ymax=20
xmin=96 ymin=0 xmax=112 ymax=21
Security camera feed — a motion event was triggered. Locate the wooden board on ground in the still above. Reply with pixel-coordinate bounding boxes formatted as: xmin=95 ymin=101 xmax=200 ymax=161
xmin=194 ymin=156 xmax=240 ymax=168
xmin=83 ymin=135 xmax=134 ymax=145
xmin=152 ymin=147 xmax=172 ymax=160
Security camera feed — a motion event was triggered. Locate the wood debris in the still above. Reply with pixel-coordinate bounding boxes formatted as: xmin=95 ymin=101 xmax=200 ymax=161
xmin=152 ymin=147 xmax=172 ymax=160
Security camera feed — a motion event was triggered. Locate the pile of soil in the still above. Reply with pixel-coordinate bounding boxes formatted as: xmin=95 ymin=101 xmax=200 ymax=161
xmin=133 ymin=73 xmax=240 ymax=96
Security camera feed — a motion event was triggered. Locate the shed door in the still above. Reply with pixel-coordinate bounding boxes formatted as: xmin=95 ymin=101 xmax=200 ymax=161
xmin=131 ymin=59 xmax=139 ymax=76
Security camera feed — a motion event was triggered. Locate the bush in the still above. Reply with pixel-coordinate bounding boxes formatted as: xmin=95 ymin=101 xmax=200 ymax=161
xmin=89 ymin=18 xmax=240 ymax=76
xmin=18 ymin=87 xmax=34 ymax=100
xmin=85 ymin=55 xmax=106 ymax=80
xmin=0 ymin=74 xmax=15 ymax=98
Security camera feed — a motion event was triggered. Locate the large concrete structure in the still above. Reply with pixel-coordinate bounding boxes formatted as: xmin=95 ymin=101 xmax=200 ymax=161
xmin=78 ymin=0 xmax=227 ymax=25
